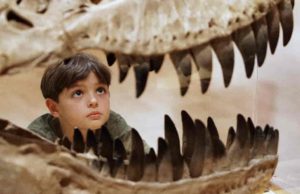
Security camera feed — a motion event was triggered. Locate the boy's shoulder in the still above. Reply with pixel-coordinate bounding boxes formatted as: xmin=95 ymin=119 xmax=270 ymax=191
xmin=106 ymin=110 xmax=131 ymax=138
xmin=27 ymin=113 xmax=61 ymax=141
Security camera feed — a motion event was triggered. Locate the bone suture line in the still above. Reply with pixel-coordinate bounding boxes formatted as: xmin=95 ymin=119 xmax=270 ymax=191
xmin=46 ymin=110 xmax=280 ymax=183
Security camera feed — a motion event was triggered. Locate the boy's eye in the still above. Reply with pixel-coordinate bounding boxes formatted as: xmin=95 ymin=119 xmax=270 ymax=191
xmin=97 ymin=87 xmax=106 ymax=94
xmin=72 ymin=90 xmax=83 ymax=97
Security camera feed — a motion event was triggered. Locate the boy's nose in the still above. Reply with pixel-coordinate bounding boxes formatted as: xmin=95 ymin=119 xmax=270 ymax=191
xmin=88 ymin=95 xmax=98 ymax=108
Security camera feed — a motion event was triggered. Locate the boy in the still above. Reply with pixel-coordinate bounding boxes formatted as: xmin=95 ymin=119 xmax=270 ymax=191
xmin=28 ymin=52 xmax=149 ymax=154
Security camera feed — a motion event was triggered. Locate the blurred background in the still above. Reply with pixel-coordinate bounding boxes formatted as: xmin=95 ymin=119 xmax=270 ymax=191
xmin=0 ymin=2 xmax=299 ymax=193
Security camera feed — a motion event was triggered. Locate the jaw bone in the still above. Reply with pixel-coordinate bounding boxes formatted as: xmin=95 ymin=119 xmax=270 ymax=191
xmin=0 ymin=0 xmax=295 ymax=97
xmin=0 ymin=110 xmax=279 ymax=193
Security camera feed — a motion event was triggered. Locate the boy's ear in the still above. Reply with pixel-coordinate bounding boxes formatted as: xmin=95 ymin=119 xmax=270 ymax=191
xmin=45 ymin=98 xmax=59 ymax=118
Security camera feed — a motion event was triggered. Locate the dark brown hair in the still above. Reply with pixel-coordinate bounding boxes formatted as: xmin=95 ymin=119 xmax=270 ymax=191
xmin=41 ymin=53 xmax=111 ymax=102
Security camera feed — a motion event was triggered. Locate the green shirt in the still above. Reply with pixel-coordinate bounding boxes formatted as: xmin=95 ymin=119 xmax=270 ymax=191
xmin=28 ymin=110 xmax=149 ymax=154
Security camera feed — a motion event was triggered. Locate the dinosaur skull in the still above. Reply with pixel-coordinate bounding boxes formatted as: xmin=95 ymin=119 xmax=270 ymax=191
xmin=0 ymin=0 xmax=294 ymax=96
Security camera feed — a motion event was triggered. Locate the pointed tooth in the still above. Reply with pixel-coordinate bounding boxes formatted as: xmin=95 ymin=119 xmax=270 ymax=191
xmin=207 ymin=117 xmax=226 ymax=159
xmin=106 ymin=52 xmax=116 ymax=66
xmin=127 ymin=129 xmax=144 ymax=181
xmin=0 ymin=119 xmax=9 ymax=129
xmin=157 ymin=137 xmax=173 ymax=182
xmin=278 ymin=0 xmax=294 ymax=46
xmin=97 ymin=127 xmax=114 ymax=176
xmin=207 ymin=117 xmax=220 ymax=139
xmin=227 ymin=115 xmax=250 ymax=167
xmin=72 ymin=128 xmax=85 ymax=153
xmin=133 ymin=58 xmax=150 ymax=98
xmin=211 ymin=36 xmax=234 ymax=87
xmin=116 ymin=55 xmax=131 ymax=83
xmin=252 ymin=17 xmax=268 ymax=67
xmin=97 ymin=127 xmax=113 ymax=159
xmin=86 ymin=129 xmax=97 ymax=154
xmin=189 ymin=119 xmax=206 ymax=178
xmin=268 ymin=129 xmax=279 ymax=155
xmin=265 ymin=127 xmax=276 ymax=155
xmin=62 ymin=136 xmax=71 ymax=150
xmin=164 ymin=115 xmax=183 ymax=181
xmin=263 ymin=124 xmax=271 ymax=138
xmin=181 ymin=110 xmax=196 ymax=165
xmin=252 ymin=126 xmax=265 ymax=158
xmin=114 ymin=138 xmax=127 ymax=160
xmin=170 ymin=50 xmax=192 ymax=96
xmin=142 ymin=148 xmax=157 ymax=182
xmin=190 ymin=43 xmax=213 ymax=93
xmin=226 ymin=127 xmax=235 ymax=150
xmin=236 ymin=114 xmax=250 ymax=148
xmin=247 ymin=117 xmax=256 ymax=147
xmin=232 ymin=26 xmax=256 ymax=78
xmin=266 ymin=6 xmax=280 ymax=54
xmin=149 ymin=55 xmax=164 ymax=73
xmin=112 ymin=139 xmax=127 ymax=178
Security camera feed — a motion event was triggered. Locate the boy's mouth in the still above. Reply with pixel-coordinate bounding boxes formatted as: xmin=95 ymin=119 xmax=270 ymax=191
xmin=87 ymin=111 xmax=101 ymax=120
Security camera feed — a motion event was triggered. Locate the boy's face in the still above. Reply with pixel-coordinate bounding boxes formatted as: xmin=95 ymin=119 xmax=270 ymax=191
xmin=50 ymin=72 xmax=110 ymax=136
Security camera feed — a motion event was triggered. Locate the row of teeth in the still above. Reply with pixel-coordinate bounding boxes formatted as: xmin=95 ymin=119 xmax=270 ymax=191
xmin=56 ymin=110 xmax=279 ymax=182
xmin=105 ymin=0 xmax=294 ymax=97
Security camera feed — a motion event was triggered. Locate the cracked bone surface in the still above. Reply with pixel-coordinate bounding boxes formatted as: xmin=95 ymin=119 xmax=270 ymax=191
xmin=0 ymin=0 xmax=294 ymax=97
xmin=0 ymin=111 xmax=279 ymax=194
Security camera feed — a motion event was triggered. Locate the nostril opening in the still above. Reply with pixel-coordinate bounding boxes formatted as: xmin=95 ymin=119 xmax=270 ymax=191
xmin=91 ymin=0 xmax=102 ymax=4
xmin=7 ymin=10 xmax=33 ymax=30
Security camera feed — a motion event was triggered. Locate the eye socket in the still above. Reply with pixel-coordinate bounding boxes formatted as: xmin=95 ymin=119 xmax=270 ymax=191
xmin=72 ymin=90 xmax=83 ymax=97
xmin=96 ymin=87 xmax=106 ymax=95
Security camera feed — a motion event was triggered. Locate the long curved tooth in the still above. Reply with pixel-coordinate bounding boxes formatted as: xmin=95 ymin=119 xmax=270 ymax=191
xmin=112 ymin=139 xmax=127 ymax=178
xmin=106 ymin=52 xmax=116 ymax=66
xmin=116 ymin=55 xmax=131 ymax=83
xmin=142 ymin=148 xmax=157 ymax=182
xmin=278 ymin=0 xmax=294 ymax=46
xmin=211 ymin=36 xmax=234 ymax=87
xmin=233 ymin=26 xmax=256 ymax=78
xmin=207 ymin=117 xmax=226 ymax=159
xmin=266 ymin=6 xmax=280 ymax=54
xmin=170 ymin=50 xmax=192 ymax=96
xmin=72 ymin=128 xmax=84 ymax=153
xmin=85 ymin=129 xmax=97 ymax=154
xmin=190 ymin=43 xmax=213 ymax=93
xmin=226 ymin=127 xmax=235 ymax=150
xmin=157 ymin=137 xmax=173 ymax=182
xmin=252 ymin=17 xmax=268 ymax=67
xmin=164 ymin=115 xmax=183 ymax=181
xmin=181 ymin=110 xmax=196 ymax=165
xmin=149 ymin=55 xmax=164 ymax=73
xmin=189 ymin=119 xmax=206 ymax=178
xmin=61 ymin=136 xmax=71 ymax=150
xmin=133 ymin=58 xmax=150 ymax=98
xmin=127 ymin=129 xmax=144 ymax=181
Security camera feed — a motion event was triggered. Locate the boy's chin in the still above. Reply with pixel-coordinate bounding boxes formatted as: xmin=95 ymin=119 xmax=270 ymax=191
xmin=84 ymin=122 xmax=105 ymax=131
